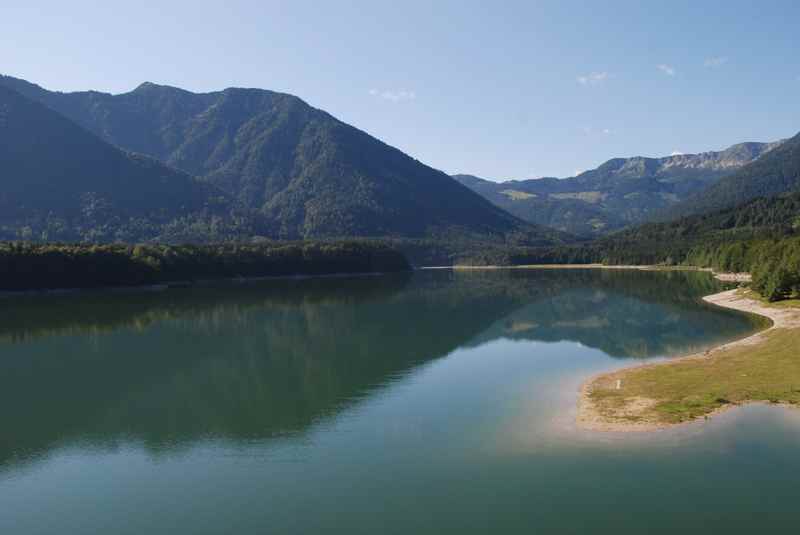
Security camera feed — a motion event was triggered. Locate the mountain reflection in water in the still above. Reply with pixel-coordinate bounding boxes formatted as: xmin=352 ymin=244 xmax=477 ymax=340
xmin=0 ymin=269 xmax=758 ymax=469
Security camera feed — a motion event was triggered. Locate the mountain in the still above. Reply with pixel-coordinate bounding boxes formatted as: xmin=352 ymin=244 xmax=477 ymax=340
xmin=608 ymin=191 xmax=800 ymax=248
xmin=0 ymin=85 xmax=233 ymax=242
xmin=0 ymin=75 xmax=560 ymax=244
xmin=584 ymin=191 xmax=800 ymax=300
xmin=528 ymin=190 xmax=800 ymax=268
xmin=663 ymin=131 xmax=800 ymax=219
xmin=454 ymin=140 xmax=782 ymax=236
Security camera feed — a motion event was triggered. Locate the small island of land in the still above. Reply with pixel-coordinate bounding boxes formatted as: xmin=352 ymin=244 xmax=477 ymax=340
xmin=578 ymin=287 xmax=800 ymax=431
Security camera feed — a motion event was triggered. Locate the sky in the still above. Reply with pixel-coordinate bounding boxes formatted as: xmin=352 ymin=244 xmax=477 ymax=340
xmin=3 ymin=0 xmax=799 ymax=181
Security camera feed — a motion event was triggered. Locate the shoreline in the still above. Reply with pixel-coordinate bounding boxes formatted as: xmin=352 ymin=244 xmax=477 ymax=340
xmin=0 ymin=269 xmax=404 ymax=299
xmin=577 ymin=288 xmax=800 ymax=432
xmin=423 ymin=263 xmax=752 ymax=282
xmin=3 ymin=264 xmax=746 ymax=298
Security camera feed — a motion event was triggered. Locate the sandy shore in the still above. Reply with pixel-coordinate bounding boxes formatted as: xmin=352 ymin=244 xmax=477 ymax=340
xmin=577 ymin=288 xmax=800 ymax=432
xmin=446 ymin=263 xmax=664 ymax=270
xmin=434 ymin=264 xmax=752 ymax=282
xmin=709 ymin=271 xmax=752 ymax=283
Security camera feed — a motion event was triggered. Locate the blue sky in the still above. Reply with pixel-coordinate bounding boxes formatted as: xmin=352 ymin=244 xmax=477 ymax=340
xmin=3 ymin=0 xmax=799 ymax=180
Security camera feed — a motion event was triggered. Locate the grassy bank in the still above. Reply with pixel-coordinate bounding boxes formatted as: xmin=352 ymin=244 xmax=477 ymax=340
xmin=579 ymin=288 xmax=800 ymax=431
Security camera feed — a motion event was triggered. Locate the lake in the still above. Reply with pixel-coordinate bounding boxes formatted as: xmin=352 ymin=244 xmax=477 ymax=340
xmin=1 ymin=268 xmax=796 ymax=534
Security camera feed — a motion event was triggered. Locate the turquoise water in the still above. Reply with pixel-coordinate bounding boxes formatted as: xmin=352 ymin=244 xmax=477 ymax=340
xmin=1 ymin=269 xmax=793 ymax=534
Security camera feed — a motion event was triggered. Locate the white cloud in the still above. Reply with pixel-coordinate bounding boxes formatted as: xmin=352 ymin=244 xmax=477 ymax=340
xmin=704 ymin=56 xmax=728 ymax=68
xmin=581 ymin=126 xmax=613 ymax=136
xmin=577 ymin=71 xmax=609 ymax=86
xmin=657 ymin=64 xmax=676 ymax=76
xmin=670 ymin=150 xmax=684 ymax=156
xmin=368 ymin=88 xmax=416 ymax=102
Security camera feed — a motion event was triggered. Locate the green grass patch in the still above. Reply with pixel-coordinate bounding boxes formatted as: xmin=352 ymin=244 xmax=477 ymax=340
xmin=589 ymin=296 xmax=800 ymax=425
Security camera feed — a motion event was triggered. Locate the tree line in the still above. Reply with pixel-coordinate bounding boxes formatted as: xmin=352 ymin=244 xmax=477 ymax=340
xmin=0 ymin=241 xmax=410 ymax=291
xmin=686 ymin=237 xmax=800 ymax=301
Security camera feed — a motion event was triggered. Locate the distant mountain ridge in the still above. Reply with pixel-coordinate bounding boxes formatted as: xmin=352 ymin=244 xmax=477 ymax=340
xmin=663 ymin=132 xmax=800 ymax=220
xmin=454 ymin=140 xmax=782 ymax=236
xmin=0 ymin=75 xmax=561 ymax=244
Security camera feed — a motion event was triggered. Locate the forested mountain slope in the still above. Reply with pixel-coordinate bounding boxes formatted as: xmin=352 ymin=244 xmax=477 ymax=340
xmin=456 ymin=191 xmax=800 ymax=269
xmin=0 ymin=85 xmax=234 ymax=242
xmin=597 ymin=191 xmax=800 ymax=260
xmin=1 ymin=75 xmax=561 ymax=243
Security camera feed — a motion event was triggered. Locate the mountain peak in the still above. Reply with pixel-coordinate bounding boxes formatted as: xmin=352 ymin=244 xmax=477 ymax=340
xmin=130 ymin=81 xmax=193 ymax=96
xmin=0 ymin=75 xmax=561 ymax=244
xmin=664 ymin=131 xmax=800 ymax=218
xmin=133 ymin=81 xmax=159 ymax=91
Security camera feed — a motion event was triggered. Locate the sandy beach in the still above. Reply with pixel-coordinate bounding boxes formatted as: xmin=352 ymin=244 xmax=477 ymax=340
xmin=577 ymin=288 xmax=800 ymax=432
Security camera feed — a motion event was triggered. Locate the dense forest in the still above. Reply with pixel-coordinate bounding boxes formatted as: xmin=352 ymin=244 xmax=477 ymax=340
xmin=441 ymin=192 xmax=800 ymax=301
xmin=0 ymin=241 xmax=410 ymax=291
xmin=686 ymin=237 xmax=800 ymax=301
xmin=448 ymin=237 xmax=800 ymax=302
xmin=562 ymin=191 xmax=800 ymax=265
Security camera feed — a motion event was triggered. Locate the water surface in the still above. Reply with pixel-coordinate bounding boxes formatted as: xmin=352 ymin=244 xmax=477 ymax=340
xmin=1 ymin=269 xmax=792 ymax=534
